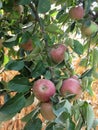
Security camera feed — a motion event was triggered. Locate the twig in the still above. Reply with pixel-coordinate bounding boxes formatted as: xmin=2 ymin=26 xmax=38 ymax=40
xmin=29 ymin=2 xmax=48 ymax=48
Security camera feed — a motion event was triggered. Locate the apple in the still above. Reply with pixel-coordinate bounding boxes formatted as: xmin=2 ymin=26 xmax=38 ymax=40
xmin=69 ymin=6 xmax=84 ymax=20
xmin=60 ymin=77 xmax=82 ymax=96
xmin=21 ymin=39 xmax=33 ymax=51
xmin=40 ymin=102 xmax=56 ymax=121
xmin=50 ymin=44 xmax=67 ymax=64
xmin=81 ymin=21 xmax=98 ymax=36
xmin=33 ymin=79 xmax=56 ymax=102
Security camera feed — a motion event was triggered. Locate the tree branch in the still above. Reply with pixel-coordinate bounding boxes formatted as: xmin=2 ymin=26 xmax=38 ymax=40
xmin=29 ymin=2 xmax=48 ymax=47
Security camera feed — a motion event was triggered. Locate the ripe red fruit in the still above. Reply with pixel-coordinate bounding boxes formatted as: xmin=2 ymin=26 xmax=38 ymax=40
xmin=50 ymin=44 xmax=67 ymax=63
xmin=21 ymin=39 xmax=33 ymax=51
xmin=69 ymin=6 xmax=84 ymax=20
xmin=40 ymin=102 xmax=56 ymax=121
xmin=60 ymin=78 xmax=82 ymax=96
xmin=33 ymin=79 xmax=56 ymax=102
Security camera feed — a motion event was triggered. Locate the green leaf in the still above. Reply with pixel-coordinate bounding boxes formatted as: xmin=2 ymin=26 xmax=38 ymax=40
xmin=58 ymin=111 xmax=70 ymax=123
xmin=58 ymin=13 xmax=69 ymax=23
xmin=44 ymin=70 xmax=52 ymax=80
xmin=64 ymin=100 xmax=72 ymax=114
xmin=80 ymin=102 xmax=95 ymax=130
xmin=93 ymin=48 xmax=98 ymax=66
xmin=73 ymin=40 xmax=83 ymax=55
xmin=56 ymin=0 xmax=66 ymax=5
xmin=79 ymin=58 xmax=87 ymax=67
xmin=0 ymin=51 xmax=4 ymax=66
xmin=86 ymin=78 xmax=93 ymax=96
xmin=53 ymin=101 xmax=66 ymax=117
xmin=18 ymin=0 xmax=31 ymax=5
xmin=0 ymin=93 xmax=26 ymax=122
xmin=25 ymin=94 xmax=34 ymax=107
xmin=53 ymin=100 xmax=71 ymax=117
xmin=38 ymin=0 xmax=51 ymax=13
xmin=56 ymin=80 xmax=62 ymax=92
xmin=84 ymin=0 xmax=92 ymax=14
xmin=56 ymin=10 xmax=64 ymax=20
xmin=67 ymin=119 xmax=75 ymax=130
xmin=53 ymin=124 xmax=65 ymax=130
xmin=0 ymin=112 xmax=16 ymax=123
xmin=82 ymin=77 xmax=93 ymax=95
xmin=72 ymin=102 xmax=81 ymax=122
xmin=8 ymin=76 xmax=31 ymax=93
xmin=93 ymin=71 xmax=98 ymax=79
xmin=4 ymin=93 xmax=11 ymax=103
xmin=3 ymin=0 xmax=14 ymax=12
xmin=46 ymin=122 xmax=55 ymax=130
xmin=65 ymin=38 xmax=74 ymax=48
xmin=3 ymin=55 xmax=9 ymax=66
xmin=70 ymin=22 xmax=76 ymax=32
xmin=92 ymin=119 xmax=98 ymax=129
xmin=46 ymin=24 xmax=63 ymax=34
xmin=87 ymin=104 xmax=95 ymax=130
xmin=3 ymin=36 xmax=18 ymax=48
xmin=22 ymin=111 xmax=34 ymax=122
xmin=31 ymin=61 xmax=46 ymax=78
xmin=80 ymin=68 xmax=93 ymax=79
xmin=5 ymin=60 xmax=24 ymax=71
xmin=20 ymin=32 xmax=31 ymax=44
xmin=21 ymin=108 xmax=39 ymax=122
xmin=75 ymin=117 xmax=84 ymax=130
xmin=24 ymin=118 xmax=42 ymax=130
xmin=0 ymin=1 xmax=2 ymax=8
xmin=0 ymin=82 xmax=4 ymax=94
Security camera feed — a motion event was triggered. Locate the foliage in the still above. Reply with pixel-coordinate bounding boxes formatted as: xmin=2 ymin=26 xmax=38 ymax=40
xmin=0 ymin=0 xmax=98 ymax=129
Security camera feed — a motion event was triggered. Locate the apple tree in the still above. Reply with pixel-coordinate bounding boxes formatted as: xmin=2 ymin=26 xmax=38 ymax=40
xmin=0 ymin=0 xmax=98 ymax=130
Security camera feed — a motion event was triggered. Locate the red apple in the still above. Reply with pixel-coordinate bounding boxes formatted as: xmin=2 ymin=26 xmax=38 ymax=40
xmin=33 ymin=79 xmax=56 ymax=102
xmin=40 ymin=102 xmax=56 ymax=121
xmin=21 ymin=39 xmax=33 ymax=51
xmin=50 ymin=44 xmax=67 ymax=63
xmin=60 ymin=78 xmax=82 ymax=96
xmin=69 ymin=6 xmax=84 ymax=20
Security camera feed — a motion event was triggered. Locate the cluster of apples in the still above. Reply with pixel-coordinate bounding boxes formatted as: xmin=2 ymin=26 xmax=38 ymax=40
xmin=69 ymin=5 xmax=98 ymax=36
xmin=32 ymin=44 xmax=82 ymax=121
xmin=21 ymin=6 xmax=98 ymax=52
